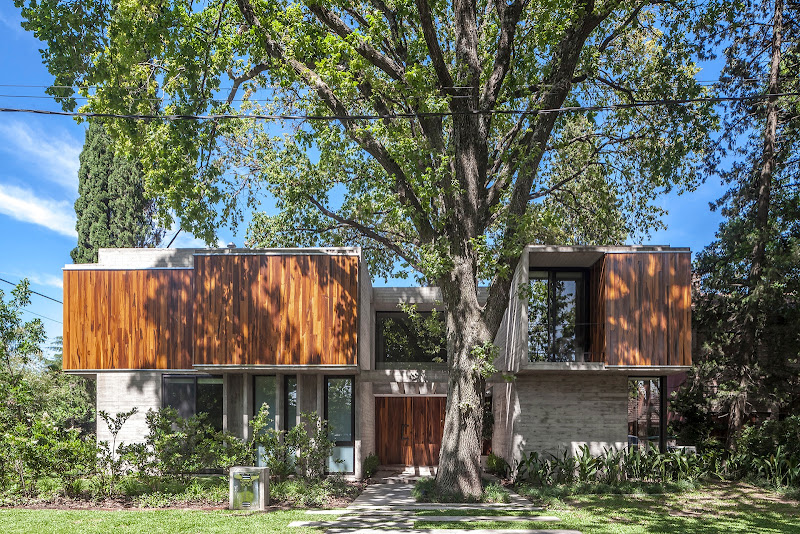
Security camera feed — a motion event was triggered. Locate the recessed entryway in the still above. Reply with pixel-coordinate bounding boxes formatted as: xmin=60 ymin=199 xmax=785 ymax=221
xmin=375 ymin=396 xmax=446 ymax=466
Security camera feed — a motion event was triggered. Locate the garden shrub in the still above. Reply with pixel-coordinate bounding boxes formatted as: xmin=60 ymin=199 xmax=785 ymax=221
xmin=485 ymin=452 xmax=509 ymax=478
xmin=362 ymin=453 xmax=380 ymax=478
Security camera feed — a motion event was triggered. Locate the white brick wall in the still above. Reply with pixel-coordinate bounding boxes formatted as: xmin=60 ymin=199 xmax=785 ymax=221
xmin=503 ymin=373 xmax=628 ymax=464
xmin=96 ymin=371 xmax=163 ymax=446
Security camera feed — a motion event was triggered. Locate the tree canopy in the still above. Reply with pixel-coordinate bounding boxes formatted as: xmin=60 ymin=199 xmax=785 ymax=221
xmin=673 ymin=0 xmax=800 ymax=445
xmin=17 ymin=0 xmax=715 ymax=495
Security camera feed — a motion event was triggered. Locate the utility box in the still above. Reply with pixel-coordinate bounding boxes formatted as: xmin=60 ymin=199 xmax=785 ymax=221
xmin=229 ymin=466 xmax=269 ymax=510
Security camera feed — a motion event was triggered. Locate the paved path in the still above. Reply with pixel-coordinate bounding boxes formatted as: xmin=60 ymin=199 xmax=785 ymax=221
xmin=288 ymin=482 xmax=581 ymax=534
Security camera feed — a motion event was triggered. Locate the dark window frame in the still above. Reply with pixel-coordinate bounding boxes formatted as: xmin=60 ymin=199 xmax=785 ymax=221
xmin=161 ymin=373 xmax=223 ymax=429
xmin=528 ymin=267 xmax=590 ymax=362
xmin=324 ymin=375 xmax=355 ymax=474
xmin=627 ymin=376 xmax=667 ymax=453
xmin=375 ymin=310 xmax=448 ymax=368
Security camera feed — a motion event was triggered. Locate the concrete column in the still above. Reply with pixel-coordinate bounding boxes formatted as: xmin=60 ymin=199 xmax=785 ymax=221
xmin=316 ymin=374 xmax=325 ymax=418
xmin=225 ymin=373 xmax=245 ymax=439
xmin=354 ymin=377 xmax=371 ymax=479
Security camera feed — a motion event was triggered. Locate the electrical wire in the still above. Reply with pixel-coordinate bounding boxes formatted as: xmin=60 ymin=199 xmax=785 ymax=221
xmin=0 ymin=277 xmax=63 ymax=304
xmin=20 ymin=308 xmax=63 ymax=325
xmin=1 ymin=91 xmax=797 ymax=122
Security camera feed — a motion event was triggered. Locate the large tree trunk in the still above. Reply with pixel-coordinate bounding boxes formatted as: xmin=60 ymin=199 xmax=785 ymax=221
xmin=729 ymin=0 xmax=783 ymax=443
xmin=436 ymin=255 xmax=492 ymax=497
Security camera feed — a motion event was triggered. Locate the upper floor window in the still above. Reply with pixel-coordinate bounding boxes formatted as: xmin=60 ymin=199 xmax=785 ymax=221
xmin=528 ymin=269 xmax=587 ymax=362
xmin=375 ymin=311 xmax=447 ymax=369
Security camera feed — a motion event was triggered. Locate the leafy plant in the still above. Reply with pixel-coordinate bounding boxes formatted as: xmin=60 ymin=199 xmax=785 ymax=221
xmin=362 ymin=453 xmax=380 ymax=479
xmin=485 ymin=452 xmax=509 ymax=478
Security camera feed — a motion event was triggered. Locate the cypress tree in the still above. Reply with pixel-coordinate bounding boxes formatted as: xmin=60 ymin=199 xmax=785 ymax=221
xmin=71 ymin=122 xmax=162 ymax=263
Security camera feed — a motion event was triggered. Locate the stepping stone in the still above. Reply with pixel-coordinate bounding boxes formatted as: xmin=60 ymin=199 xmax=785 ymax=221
xmin=305 ymin=509 xmax=349 ymax=515
xmin=418 ymin=515 xmax=561 ymax=522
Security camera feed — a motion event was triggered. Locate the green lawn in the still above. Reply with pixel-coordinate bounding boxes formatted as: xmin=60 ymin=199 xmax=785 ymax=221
xmin=0 ymin=508 xmax=325 ymax=534
xmin=415 ymin=483 xmax=800 ymax=533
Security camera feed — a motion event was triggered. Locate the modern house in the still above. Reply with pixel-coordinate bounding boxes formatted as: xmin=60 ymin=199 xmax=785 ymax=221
xmin=62 ymin=245 xmax=692 ymax=478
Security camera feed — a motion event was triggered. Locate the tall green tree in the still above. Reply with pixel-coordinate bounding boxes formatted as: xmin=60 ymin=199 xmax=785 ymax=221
xmin=18 ymin=0 xmax=714 ymax=495
xmin=71 ymin=121 xmax=163 ymax=264
xmin=0 ymin=280 xmax=46 ymax=428
xmin=674 ymin=0 xmax=800 ymax=445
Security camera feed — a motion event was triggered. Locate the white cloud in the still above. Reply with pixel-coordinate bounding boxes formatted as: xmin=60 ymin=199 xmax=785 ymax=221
xmin=0 ymin=121 xmax=82 ymax=191
xmin=27 ymin=273 xmax=64 ymax=290
xmin=0 ymin=183 xmax=76 ymax=237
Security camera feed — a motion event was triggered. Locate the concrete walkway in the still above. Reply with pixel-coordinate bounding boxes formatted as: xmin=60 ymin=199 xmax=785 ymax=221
xmin=288 ymin=482 xmax=582 ymax=534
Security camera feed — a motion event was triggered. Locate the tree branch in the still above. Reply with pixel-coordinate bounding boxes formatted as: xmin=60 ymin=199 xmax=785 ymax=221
xmin=415 ymin=0 xmax=454 ymax=90
xmin=308 ymin=5 xmax=406 ymax=81
xmin=234 ymin=0 xmax=435 ymax=243
xmin=305 ymin=195 xmax=423 ymax=271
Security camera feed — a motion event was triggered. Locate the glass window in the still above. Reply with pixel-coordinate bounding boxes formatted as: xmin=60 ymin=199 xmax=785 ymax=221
xmin=628 ymin=378 xmax=664 ymax=451
xmin=527 ymin=270 xmax=587 ymax=362
xmin=253 ymin=375 xmax=277 ymax=430
xmin=284 ymin=376 xmax=297 ymax=431
xmin=162 ymin=375 xmax=223 ymax=430
xmin=375 ymin=311 xmax=447 ymax=369
xmin=325 ymin=376 xmax=354 ymax=473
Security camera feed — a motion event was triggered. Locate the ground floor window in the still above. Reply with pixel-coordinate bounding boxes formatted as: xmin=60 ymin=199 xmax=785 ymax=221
xmin=162 ymin=374 xmax=223 ymax=430
xmin=325 ymin=376 xmax=354 ymax=473
xmin=628 ymin=377 xmax=666 ymax=452
xmin=285 ymin=375 xmax=297 ymax=430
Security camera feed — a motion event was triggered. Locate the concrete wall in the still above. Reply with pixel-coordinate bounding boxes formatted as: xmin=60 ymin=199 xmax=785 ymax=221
xmin=501 ymin=373 xmax=628 ymax=465
xmin=96 ymin=371 xmax=163 ymax=446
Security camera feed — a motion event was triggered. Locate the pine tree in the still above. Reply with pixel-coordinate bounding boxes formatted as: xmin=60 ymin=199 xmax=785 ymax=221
xmin=71 ymin=122 xmax=162 ymax=264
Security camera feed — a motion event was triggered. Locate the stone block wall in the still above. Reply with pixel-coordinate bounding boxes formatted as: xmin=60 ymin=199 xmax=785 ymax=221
xmin=500 ymin=373 xmax=628 ymax=465
xmin=96 ymin=371 xmax=163 ymax=446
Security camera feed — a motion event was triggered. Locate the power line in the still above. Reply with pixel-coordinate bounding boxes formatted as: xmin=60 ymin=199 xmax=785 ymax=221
xmin=0 ymin=277 xmax=63 ymax=304
xmin=20 ymin=308 xmax=63 ymax=325
xmin=1 ymin=91 xmax=798 ymax=122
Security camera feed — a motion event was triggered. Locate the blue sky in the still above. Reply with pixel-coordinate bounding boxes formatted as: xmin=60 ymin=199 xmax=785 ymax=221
xmin=0 ymin=5 xmax=726 ymax=347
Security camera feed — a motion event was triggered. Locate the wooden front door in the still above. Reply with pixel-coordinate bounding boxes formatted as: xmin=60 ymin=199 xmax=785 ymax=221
xmin=375 ymin=396 xmax=446 ymax=466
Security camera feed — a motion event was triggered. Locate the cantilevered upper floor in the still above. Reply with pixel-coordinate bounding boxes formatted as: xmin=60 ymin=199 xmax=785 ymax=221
xmin=62 ymin=245 xmax=691 ymax=373
xmin=62 ymin=247 xmax=363 ymax=371
xmin=495 ymin=245 xmax=692 ymax=373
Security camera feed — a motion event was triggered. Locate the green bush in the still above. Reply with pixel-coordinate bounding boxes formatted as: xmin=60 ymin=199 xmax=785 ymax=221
xmin=485 ymin=452 xmax=509 ymax=478
xmin=736 ymin=416 xmax=800 ymax=459
xmin=271 ymin=475 xmax=360 ymax=507
xmin=362 ymin=453 xmax=380 ymax=478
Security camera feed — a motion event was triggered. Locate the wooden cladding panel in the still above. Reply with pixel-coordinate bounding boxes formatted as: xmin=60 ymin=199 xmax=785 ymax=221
xmin=588 ymin=257 xmax=606 ymax=363
xmin=193 ymin=254 xmax=358 ymax=366
xmin=63 ymin=269 xmax=193 ymax=370
xmin=375 ymin=396 xmax=446 ymax=466
xmin=604 ymin=253 xmax=691 ymax=367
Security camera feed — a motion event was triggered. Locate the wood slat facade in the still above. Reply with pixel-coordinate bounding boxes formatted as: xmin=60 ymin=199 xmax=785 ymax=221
xmin=193 ymin=254 xmax=359 ymax=366
xmin=601 ymin=252 xmax=691 ymax=367
xmin=63 ymin=269 xmax=193 ymax=370
xmin=63 ymin=253 xmax=359 ymax=370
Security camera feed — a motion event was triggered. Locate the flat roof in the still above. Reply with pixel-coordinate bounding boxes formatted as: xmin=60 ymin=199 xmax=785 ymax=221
xmin=527 ymin=245 xmax=690 ymax=269
xmin=63 ymin=246 xmax=362 ymax=270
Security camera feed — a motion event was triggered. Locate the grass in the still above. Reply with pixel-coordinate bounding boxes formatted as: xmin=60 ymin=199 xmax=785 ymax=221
xmin=0 ymin=509 xmax=324 ymax=534
xmin=413 ymin=482 xmax=800 ymax=533
xmin=412 ymin=477 xmax=510 ymax=503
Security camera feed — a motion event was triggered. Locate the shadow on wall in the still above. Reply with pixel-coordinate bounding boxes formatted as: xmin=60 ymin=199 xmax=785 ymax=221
xmin=63 ymin=252 xmax=360 ymax=372
xmin=603 ymin=253 xmax=691 ymax=367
